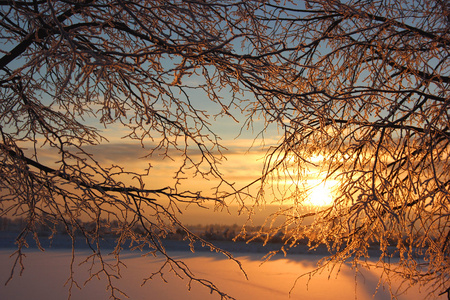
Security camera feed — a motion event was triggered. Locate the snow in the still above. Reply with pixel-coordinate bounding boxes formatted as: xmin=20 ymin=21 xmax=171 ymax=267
xmin=0 ymin=247 xmax=433 ymax=300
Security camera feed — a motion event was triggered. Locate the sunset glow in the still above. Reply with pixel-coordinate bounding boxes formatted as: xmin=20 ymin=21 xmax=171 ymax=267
xmin=305 ymin=180 xmax=336 ymax=207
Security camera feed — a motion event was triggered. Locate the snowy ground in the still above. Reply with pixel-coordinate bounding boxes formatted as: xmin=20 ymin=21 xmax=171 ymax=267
xmin=0 ymin=246 xmax=436 ymax=300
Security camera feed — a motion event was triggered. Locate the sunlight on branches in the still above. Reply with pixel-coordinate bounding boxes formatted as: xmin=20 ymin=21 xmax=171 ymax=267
xmin=1 ymin=0 xmax=449 ymax=299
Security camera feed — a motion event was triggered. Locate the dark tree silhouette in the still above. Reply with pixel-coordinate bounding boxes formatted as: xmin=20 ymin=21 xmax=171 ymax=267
xmin=0 ymin=0 xmax=449 ymax=299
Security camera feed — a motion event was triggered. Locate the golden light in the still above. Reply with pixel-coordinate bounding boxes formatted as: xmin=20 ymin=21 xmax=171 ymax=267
xmin=305 ymin=180 xmax=336 ymax=207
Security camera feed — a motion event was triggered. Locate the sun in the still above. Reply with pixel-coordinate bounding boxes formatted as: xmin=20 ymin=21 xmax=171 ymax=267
xmin=305 ymin=180 xmax=335 ymax=207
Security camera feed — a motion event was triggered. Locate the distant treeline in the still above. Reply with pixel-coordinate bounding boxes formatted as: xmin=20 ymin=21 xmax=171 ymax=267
xmin=0 ymin=216 xmax=291 ymax=244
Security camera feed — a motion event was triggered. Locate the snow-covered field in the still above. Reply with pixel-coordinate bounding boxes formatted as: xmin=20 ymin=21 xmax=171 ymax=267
xmin=0 ymin=247 xmax=434 ymax=300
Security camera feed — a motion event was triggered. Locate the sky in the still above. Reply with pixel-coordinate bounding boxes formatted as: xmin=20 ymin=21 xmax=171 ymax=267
xmin=16 ymin=84 xmax=287 ymax=225
xmin=71 ymin=108 xmax=333 ymax=226
xmin=96 ymin=113 xmax=282 ymax=225
xmin=1 ymin=4 xmax=338 ymax=227
xmin=0 ymin=0 xmax=352 ymax=227
xmin=18 ymin=90 xmax=336 ymax=226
